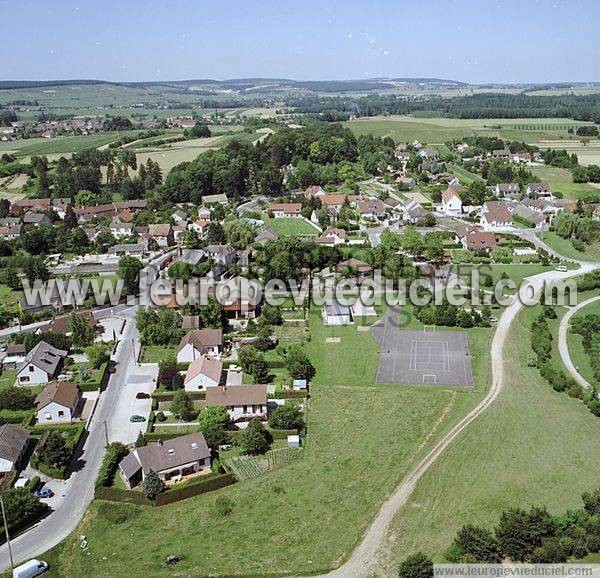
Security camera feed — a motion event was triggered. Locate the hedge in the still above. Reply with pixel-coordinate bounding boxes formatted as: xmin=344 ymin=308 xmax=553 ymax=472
xmin=96 ymin=442 xmax=128 ymax=487
xmin=155 ymin=473 xmax=234 ymax=506
xmin=0 ymin=409 xmax=35 ymax=426
xmin=30 ymin=423 xmax=86 ymax=480
xmin=76 ymin=361 xmax=110 ymax=392
xmin=94 ymin=473 xmax=235 ymax=507
xmin=270 ymin=390 xmax=308 ymax=399
xmin=152 ymin=390 xmax=205 ymax=401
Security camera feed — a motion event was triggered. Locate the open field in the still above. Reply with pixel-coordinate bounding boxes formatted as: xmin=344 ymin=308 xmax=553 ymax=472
xmin=535 ymin=139 xmax=600 ymax=167
xmin=262 ymin=215 xmax=319 ymax=236
xmin=379 ymin=303 xmax=600 ymax=572
xmin=0 ymin=131 xmax=144 ymax=157
xmin=539 ymin=231 xmax=600 ymax=262
xmin=41 ymin=305 xmax=491 ymax=577
xmin=529 ymin=165 xmax=599 ymax=200
xmin=343 ymin=116 xmax=595 ymax=145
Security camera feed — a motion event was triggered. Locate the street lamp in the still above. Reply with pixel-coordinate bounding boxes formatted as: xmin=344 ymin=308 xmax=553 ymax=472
xmin=0 ymin=492 xmax=14 ymax=572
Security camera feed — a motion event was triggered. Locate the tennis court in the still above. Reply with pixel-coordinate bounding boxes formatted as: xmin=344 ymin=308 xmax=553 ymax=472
xmin=373 ymin=320 xmax=474 ymax=387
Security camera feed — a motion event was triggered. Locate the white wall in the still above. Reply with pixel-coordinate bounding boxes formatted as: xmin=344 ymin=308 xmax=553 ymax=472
xmin=17 ymin=364 xmax=49 ymax=386
xmin=37 ymin=401 xmax=72 ymax=424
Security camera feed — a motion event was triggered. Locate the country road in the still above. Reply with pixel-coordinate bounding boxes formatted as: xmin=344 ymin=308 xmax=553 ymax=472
xmin=558 ymin=294 xmax=600 ymax=391
xmin=303 ymin=243 xmax=598 ymax=577
xmin=0 ymin=251 xmax=174 ymax=572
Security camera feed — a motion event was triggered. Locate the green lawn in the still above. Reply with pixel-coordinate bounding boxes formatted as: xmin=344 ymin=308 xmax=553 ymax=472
xmin=46 ymin=303 xmax=492 ymax=577
xmin=139 ymin=345 xmax=177 ymax=364
xmin=539 ymin=231 xmax=600 ymax=262
xmin=446 ymin=163 xmax=484 ymax=184
xmin=529 ymin=165 xmax=599 ymax=200
xmin=262 ymin=215 xmax=319 ymax=236
xmin=378 ymin=303 xmax=600 ymax=572
xmin=0 ymin=369 xmax=17 ymax=389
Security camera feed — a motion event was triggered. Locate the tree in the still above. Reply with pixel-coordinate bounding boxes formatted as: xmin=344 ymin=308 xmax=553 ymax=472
xmin=268 ymin=404 xmax=304 ymax=430
xmin=39 ymin=430 xmax=71 ymax=469
xmin=85 ymin=343 xmax=110 ymax=368
xmin=197 ymin=406 xmax=230 ymax=449
xmin=185 ymin=122 xmax=211 ymax=138
xmin=199 ymin=296 xmax=224 ymax=329
xmin=63 ymin=204 xmax=79 ymax=229
xmin=70 ymin=313 xmax=94 ymax=348
xmin=205 ymin=221 xmax=226 ymax=244
xmin=452 ymin=525 xmax=502 ymax=563
xmin=224 ymin=219 xmax=255 ymax=249
xmin=0 ymin=487 xmax=48 ymax=536
xmin=170 ymin=390 xmax=195 ymax=421
xmin=118 ymin=255 xmax=144 ymax=294
xmin=0 ymin=198 xmax=10 ymax=218
xmin=237 ymin=346 xmax=271 ymax=383
xmin=283 ymin=345 xmax=316 ymax=381
xmin=134 ymin=431 xmax=147 ymax=448
xmin=0 ymin=387 xmax=34 ymax=411
xmin=398 ymin=552 xmax=433 ymax=578
xmin=142 ymin=469 xmax=166 ymax=500
xmin=495 ymin=507 xmax=555 ymax=562
xmin=23 ymin=255 xmax=50 ymax=285
xmin=261 ymin=304 xmax=283 ymax=325
xmin=236 ymin=418 xmax=272 ymax=455
xmin=582 ymin=488 xmax=600 ymax=517
xmin=254 ymin=327 xmax=273 ymax=352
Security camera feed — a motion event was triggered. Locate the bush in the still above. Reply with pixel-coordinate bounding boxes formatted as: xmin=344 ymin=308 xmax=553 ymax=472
xmin=142 ymin=469 xmax=166 ymax=500
xmin=235 ymin=418 xmax=272 ymax=455
xmin=268 ymin=404 xmax=304 ymax=430
xmin=0 ymin=387 xmax=34 ymax=411
xmin=0 ymin=488 xmax=48 ymax=541
xmin=398 ymin=552 xmax=433 ymax=578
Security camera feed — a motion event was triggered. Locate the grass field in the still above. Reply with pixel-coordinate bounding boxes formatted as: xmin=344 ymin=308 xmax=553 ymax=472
xmin=379 ymin=303 xmax=600 ymax=572
xmin=529 ymin=165 xmax=599 ymax=200
xmin=539 ymin=231 xmax=600 ymax=262
xmin=343 ymin=116 xmax=595 ymax=145
xmin=565 ymin=295 xmax=600 ymax=386
xmin=44 ymin=304 xmax=492 ymax=577
xmin=446 ymin=163 xmax=484 ymax=184
xmin=262 ymin=215 xmax=319 ymax=236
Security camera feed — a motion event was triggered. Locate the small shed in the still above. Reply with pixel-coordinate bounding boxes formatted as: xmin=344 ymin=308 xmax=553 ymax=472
xmin=287 ymin=435 xmax=301 ymax=449
xmin=292 ymin=379 xmax=307 ymax=391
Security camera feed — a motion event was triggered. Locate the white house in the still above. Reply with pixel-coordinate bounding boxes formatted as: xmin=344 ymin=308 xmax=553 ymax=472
xmin=441 ymin=186 xmax=463 ymax=217
xmin=189 ymin=219 xmax=208 ymax=236
xmin=526 ymin=183 xmax=554 ymax=198
xmin=197 ymin=207 xmax=212 ymax=221
xmin=205 ymin=384 xmax=268 ymax=423
xmin=184 ymin=355 xmax=223 ymax=391
xmin=177 ymin=329 xmax=223 ymax=363
xmin=118 ymin=432 xmax=211 ymax=489
xmin=480 ymin=201 xmax=513 ymax=230
xmin=320 ymin=226 xmax=347 ymax=245
xmin=267 ymin=203 xmax=302 ymax=218
xmin=109 ymin=217 xmax=134 ymax=239
xmin=17 ymin=341 xmax=68 ymax=386
xmin=323 ymin=300 xmax=352 ymax=325
xmin=0 ymin=424 xmax=29 ymax=479
xmin=35 ymin=381 xmax=81 ymax=424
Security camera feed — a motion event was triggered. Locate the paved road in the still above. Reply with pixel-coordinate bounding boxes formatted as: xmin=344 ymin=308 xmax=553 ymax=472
xmin=558 ymin=294 xmax=600 ymax=391
xmin=0 ymin=251 xmax=173 ymax=572
xmin=301 ymin=240 xmax=598 ymax=577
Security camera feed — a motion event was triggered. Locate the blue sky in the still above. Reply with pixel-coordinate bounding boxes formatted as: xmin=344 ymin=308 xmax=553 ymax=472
xmin=1 ymin=0 xmax=599 ymax=83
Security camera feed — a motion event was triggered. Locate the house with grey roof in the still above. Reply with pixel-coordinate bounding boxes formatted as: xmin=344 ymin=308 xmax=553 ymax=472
xmin=17 ymin=341 xmax=68 ymax=386
xmin=0 ymin=424 xmax=29 ymax=478
xmin=205 ymin=384 xmax=268 ymax=423
xmin=118 ymin=432 xmax=211 ymax=489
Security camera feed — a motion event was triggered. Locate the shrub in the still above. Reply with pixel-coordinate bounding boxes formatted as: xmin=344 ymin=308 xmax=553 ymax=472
xmin=0 ymin=387 xmax=34 ymax=411
xmin=95 ymin=442 xmax=128 ymax=487
xmin=398 ymin=552 xmax=433 ymax=578
xmin=268 ymin=404 xmax=304 ymax=430
xmin=235 ymin=418 xmax=272 ymax=455
xmin=142 ymin=469 xmax=166 ymax=500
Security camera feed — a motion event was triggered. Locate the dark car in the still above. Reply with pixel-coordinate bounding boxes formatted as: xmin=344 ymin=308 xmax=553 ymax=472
xmin=34 ymin=487 xmax=54 ymax=498
xmin=135 ymin=392 xmax=150 ymax=399
xmin=130 ymin=415 xmax=146 ymax=423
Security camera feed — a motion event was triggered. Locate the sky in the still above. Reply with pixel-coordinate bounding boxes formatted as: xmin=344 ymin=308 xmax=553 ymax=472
xmin=1 ymin=0 xmax=599 ymax=84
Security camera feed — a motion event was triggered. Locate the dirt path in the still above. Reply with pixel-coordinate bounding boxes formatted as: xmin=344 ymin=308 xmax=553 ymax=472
xmin=558 ymin=294 xmax=600 ymax=391
xmin=300 ymin=257 xmax=597 ymax=577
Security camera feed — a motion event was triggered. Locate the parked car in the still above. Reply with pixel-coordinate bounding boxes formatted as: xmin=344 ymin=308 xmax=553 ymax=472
xmin=555 ymin=265 xmax=567 ymax=272
xmin=34 ymin=487 xmax=54 ymax=498
xmin=130 ymin=415 xmax=146 ymax=422
xmin=0 ymin=343 xmax=7 ymax=352
xmin=135 ymin=392 xmax=150 ymax=399
xmin=12 ymin=559 xmax=48 ymax=578
xmin=489 ymin=316 xmax=498 ymax=323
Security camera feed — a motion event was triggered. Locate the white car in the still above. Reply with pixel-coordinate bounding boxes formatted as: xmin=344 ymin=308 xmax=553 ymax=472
xmin=555 ymin=265 xmax=568 ymax=272
xmin=12 ymin=559 xmax=48 ymax=578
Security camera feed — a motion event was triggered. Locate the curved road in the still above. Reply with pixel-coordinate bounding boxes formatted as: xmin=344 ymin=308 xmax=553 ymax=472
xmin=304 ymin=238 xmax=598 ymax=578
xmin=558 ymin=294 xmax=600 ymax=391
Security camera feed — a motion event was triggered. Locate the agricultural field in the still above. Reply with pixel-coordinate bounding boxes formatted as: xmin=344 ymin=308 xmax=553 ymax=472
xmin=262 ymin=215 xmax=320 ymax=236
xmin=535 ymin=139 xmax=600 ymax=167
xmin=343 ymin=116 xmax=595 ymax=145
xmin=378 ymin=303 xmax=600 ymax=572
xmin=0 ymin=130 xmax=144 ymax=158
xmin=529 ymin=165 xmax=599 ymax=200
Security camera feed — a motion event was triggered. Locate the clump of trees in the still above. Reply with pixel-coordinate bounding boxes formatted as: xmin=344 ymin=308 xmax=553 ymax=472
xmin=136 ymin=307 xmax=183 ymax=345
xmin=235 ymin=418 xmax=272 ymax=455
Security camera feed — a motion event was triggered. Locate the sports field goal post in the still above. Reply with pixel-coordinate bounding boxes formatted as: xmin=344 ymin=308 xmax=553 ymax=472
xmin=422 ymin=374 xmax=438 ymax=385
xmin=423 ymin=325 xmax=436 ymax=333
